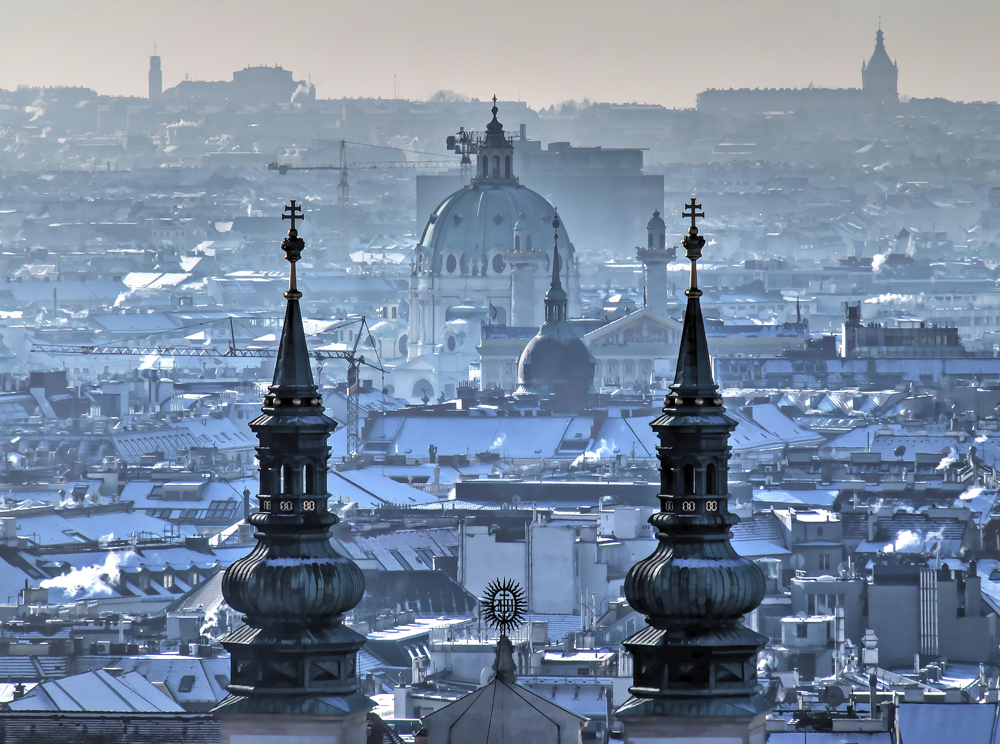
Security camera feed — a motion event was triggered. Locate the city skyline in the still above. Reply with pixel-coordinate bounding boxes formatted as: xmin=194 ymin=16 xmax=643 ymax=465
xmin=0 ymin=0 xmax=996 ymax=108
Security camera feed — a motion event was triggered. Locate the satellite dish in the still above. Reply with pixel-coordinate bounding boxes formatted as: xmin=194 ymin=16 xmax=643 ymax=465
xmin=825 ymin=685 xmax=846 ymax=708
xmin=894 ymin=445 xmax=906 ymax=457
xmin=791 ymin=553 xmax=806 ymax=570
xmin=838 ymin=561 xmax=851 ymax=579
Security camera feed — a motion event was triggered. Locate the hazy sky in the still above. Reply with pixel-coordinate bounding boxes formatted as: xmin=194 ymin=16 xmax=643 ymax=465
xmin=0 ymin=0 xmax=995 ymax=108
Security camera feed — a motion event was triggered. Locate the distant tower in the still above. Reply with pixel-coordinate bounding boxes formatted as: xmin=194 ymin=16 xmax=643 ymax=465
xmin=636 ymin=210 xmax=676 ymax=318
xmin=615 ymin=200 xmax=771 ymax=743
xmin=213 ymin=201 xmax=372 ymax=741
xmin=148 ymin=47 xmax=162 ymax=100
xmin=861 ymin=27 xmax=898 ymax=103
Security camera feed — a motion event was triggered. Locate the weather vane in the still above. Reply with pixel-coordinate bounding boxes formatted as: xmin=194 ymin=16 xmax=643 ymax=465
xmin=481 ymin=578 xmax=527 ymax=636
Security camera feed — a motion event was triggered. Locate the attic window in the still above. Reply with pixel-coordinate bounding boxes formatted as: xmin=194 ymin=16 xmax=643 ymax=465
xmin=178 ymin=675 xmax=196 ymax=693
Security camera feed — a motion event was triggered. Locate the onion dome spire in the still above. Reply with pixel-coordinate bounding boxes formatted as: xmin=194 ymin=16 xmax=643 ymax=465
xmin=271 ymin=200 xmax=318 ymax=399
xmin=616 ymin=200 xmax=770 ymax=721
xmin=542 ymin=211 xmax=568 ymax=328
xmin=672 ymin=199 xmax=717 ymax=399
xmin=514 ymin=210 xmax=594 ymax=408
xmin=214 ymin=202 xmax=371 ymax=718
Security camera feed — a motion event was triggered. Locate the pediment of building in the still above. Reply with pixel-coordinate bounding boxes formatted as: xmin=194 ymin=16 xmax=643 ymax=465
xmin=585 ymin=308 xmax=682 ymax=348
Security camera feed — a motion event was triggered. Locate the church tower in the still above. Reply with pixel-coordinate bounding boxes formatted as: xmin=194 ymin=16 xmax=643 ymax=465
xmin=213 ymin=202 xmax=371 ymax=744
xmin=861 ymin=27 xmax=898 ymax=104
xmin=637 ymin=210 xmax=674 ymax=319
xmin=615 ymin=201 xmax=771 ymax=743
xmin=149 ymin=48 xmax=162 ymax=100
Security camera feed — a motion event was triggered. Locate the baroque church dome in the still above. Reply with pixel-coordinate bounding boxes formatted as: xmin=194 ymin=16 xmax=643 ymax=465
xmin=417 ymin=100 xmax=574 ymax=276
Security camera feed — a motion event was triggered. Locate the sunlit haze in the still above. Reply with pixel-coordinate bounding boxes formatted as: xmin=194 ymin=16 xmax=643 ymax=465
xmin=0 ymin=0 xmax=995 ymax=106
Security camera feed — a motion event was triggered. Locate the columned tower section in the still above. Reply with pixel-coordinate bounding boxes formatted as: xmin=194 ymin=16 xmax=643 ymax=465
xmin=616 ymin=200 xmax=771 ymax=744
xmin=213 ymin=202 xmax=371 ymax=744
xmin=476 ymin=95 xmax=516 ymax=183
xmin=637 ymin=210 xmax=675 ymax=318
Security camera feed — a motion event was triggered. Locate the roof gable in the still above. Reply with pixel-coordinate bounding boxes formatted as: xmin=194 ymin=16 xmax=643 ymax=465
xmin=584 ymin=307 xmax=681 ymax=348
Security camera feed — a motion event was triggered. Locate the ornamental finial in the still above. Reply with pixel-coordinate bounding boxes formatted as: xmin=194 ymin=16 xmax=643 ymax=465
xmin=281 ymin=201 xmax=305 ymax=300
xmin=491 ymin=94 xmax=498 ymax=119
xmin=681 ymin=198 xmax=706 ymax=297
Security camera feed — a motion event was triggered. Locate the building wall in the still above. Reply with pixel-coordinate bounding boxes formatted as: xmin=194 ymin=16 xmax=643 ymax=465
xmin=868 ymin=584 xmax=921 ymax=668
xmin=461 ymin=526 xmax=526 ymax=601
xmin=529 ymin=522 xmax=579 ymax=614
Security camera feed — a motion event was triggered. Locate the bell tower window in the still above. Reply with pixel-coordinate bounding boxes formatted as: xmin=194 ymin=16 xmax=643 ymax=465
xmin=505 ymin=156 xmax=511 ymax=178
xmin=706 ymin=463 xmax=718 ymax=495
xmin=683 ymin=464 xmax=696 ymax=496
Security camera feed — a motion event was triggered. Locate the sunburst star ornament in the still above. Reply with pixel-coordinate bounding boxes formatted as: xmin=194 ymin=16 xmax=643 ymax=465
xmin=480 ymin=578 xmax=527 ymax=636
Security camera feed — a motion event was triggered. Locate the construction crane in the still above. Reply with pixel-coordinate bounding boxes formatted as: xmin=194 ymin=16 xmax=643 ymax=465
xmin=31 ymin=316 xmax=384 ymax=463
xmin=268 ymin=140 xmax=459 ymax=252
xmin=446 ymin=117 xmax=523 ymax=184
xmin=445 ymin=127 xmax=478 ymax=184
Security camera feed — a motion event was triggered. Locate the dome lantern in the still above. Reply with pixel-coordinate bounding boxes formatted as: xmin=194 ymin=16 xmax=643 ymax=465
xmin=475 ymin=96 xmax=516 ymax=183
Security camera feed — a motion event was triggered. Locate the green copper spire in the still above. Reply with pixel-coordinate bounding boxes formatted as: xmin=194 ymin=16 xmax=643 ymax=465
xmin=616 ymin=200 xmax=770 ymax=720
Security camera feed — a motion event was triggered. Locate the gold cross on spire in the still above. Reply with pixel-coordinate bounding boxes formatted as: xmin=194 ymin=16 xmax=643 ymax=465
xmin=282 ymin=200 xmax=304 ymax=231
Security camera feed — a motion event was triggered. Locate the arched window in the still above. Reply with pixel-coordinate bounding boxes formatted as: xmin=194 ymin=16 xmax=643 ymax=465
xmin=305 ymin=463 xmax=315 ymax=495
xmin=683 ymin=464 xmax=696 ymax=496
xmin=706 ymin=463 xmax=717 ymax=495
xmin=493 ymin=155 xmax=500 ymax=174
xmin=662 ymin=466 xmax=674 ymax=495
xmin=504 ymin=156 xmax=511 ymax=178
xmin=659 ymin=233 xmax=666 ymax=249
xmin=648 ymin=233 xmax=654 ymax=249
xmin=483 ymin=158 xmax=489 ymax=177
xmin=526 ymin=235 xmax=532 ymax=250
xmin=514 ymin=235 xmax=520 ymax=251
xmin=282 ymin=464 xmax=293 ymax=494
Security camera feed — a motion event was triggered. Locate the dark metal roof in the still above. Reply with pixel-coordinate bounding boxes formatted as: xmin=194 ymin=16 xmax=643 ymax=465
xmin=0 ymin=712 xmax=219 ymax=744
